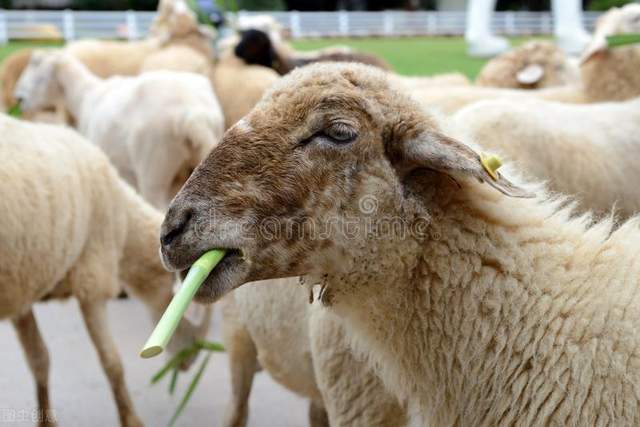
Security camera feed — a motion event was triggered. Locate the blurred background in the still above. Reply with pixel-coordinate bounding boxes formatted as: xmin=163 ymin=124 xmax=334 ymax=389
xmin=0 ymin=0 xmax=633 ymax=11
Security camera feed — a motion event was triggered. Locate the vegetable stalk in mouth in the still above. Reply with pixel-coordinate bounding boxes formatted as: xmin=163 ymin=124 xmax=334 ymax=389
xmin=140 ymin=249 xmax=226 ymax=358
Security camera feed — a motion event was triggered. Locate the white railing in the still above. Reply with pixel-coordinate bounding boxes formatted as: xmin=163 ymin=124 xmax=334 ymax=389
xmin=0 ymin=9 xmax=602 ymax=44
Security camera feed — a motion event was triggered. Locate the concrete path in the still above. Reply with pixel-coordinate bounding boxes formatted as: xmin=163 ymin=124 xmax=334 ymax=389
xmin=0 ymin=299 xmax=308 ymax=427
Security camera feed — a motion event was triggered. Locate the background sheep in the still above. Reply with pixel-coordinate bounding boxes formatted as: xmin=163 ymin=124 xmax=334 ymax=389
xmin=413 ymin=5 xmax=640 ymax=115
xmin=0 ymin=114 xmax=210 ymax=427
xmin=580 ymin=3 xmax=640 ymax=102
xmin=453 ymin=97 xmax=640 ymax=219
xmin=0 ymin=0 xmax=213 ymax=123
xmin=233 ymin=27 xmax=391 ymax=75
xmin=15 ymin=50 xmax=224 ymax=209
xmin=220 ymin=279 xmax=406 ymax=427
xmin=160 ymin=63 xmax=640 ymax=426
xmin=476 ymin=40 xmax=580 ymax=89
xmin=211 ymin=43 xmax=280 ymax=129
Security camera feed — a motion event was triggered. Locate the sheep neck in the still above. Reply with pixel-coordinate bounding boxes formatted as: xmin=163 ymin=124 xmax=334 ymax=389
xmin=119 ymin=186 xmax=174 ymax=315
xmin=55 ymin=57 xmax=98 ymax=124
xmin=320 ymin=180 xmax=639 ymax=425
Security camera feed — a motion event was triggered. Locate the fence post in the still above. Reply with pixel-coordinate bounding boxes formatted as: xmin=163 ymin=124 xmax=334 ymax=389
xmin=383 ymin=10 xmax=393 ymax=36
xmin=0 ymin=10 xmax=7 ymax=45
xmin=127 ymin=10 xmax=138 ymax=40
xmin=290 ymin=10 xmax=301 ymax=39
xmin=427 ymin=12 xmax=437 ymax=36
xmin=505 ymin=11 xmax=515 ymax=36
xmin=63 ymin=9 xmax=75 ymax=41
xmin=338 ymin=10 xmax=348 ymax=36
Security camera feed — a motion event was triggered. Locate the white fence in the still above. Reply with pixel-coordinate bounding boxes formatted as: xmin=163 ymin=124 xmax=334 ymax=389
xmin=0 ymin=9 xmax=602 ymax=43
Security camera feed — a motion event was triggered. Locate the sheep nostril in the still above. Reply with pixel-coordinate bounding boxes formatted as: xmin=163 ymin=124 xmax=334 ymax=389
xmin=160 ymin=209 xmax=192 ymax=247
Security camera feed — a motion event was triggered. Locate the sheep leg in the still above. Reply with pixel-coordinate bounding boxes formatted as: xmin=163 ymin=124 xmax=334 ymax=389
xmin=12 ymin=309 xmax=57 ymax=427
xmin=221 ymin=305 xmax=258 ymax=427
xmin=309 ymin=400 xmax=329 ymax=427
xmin=78 ymin=299 xmax=143 ymax=427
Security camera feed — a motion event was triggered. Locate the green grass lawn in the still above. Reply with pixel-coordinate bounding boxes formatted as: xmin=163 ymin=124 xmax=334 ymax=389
xmin=293 ymin=36 xmax=544 ymax=79
xmin=1 ymin=36 xmax=544 ymax=79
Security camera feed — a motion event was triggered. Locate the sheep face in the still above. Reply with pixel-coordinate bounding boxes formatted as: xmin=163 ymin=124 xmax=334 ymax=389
xmin=14 ymin=50 xmax=62 ymax=113
xmin=160 ymin=64 xmax=530 ymax=304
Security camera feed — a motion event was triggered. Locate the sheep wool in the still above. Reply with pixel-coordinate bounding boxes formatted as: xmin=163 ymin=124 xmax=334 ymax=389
xmin=454 ymin=97 xmax=640 ymax=219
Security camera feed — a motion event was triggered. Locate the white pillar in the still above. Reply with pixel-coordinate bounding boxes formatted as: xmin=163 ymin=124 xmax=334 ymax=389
xmin=126 ymin=10 xmax=138 ymax=40
xmin=0 ymin=10 xmax=7 ymax=45
xmin=465 ymin=0 xmax=509 ymax=57
xmin=63 ymin=9 xmax=75 ymax=41
xmin=552 ymin=0 xmax=590 ymax=55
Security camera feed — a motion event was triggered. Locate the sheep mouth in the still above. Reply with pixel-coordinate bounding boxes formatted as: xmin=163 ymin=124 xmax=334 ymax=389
xmin=178 ymin=249 xmax=247 ymax=304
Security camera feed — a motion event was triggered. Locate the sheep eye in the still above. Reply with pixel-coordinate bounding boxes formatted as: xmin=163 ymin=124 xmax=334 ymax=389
xmin=323 ymin=123 xmax=357 ymax=144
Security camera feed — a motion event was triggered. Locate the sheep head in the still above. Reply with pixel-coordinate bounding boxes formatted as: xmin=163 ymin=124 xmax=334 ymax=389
xmin=151 ymin=0 xmax=203 ymax=40
xmin=582 ymin=3 xmax=640 ymax=63
xmin=476 ymin=41 xmax=577 ymax=89
xmin=14 ymin=49 xmax=64 ymax=113
xmin=159 ymin=63 xmax=531 ymax=304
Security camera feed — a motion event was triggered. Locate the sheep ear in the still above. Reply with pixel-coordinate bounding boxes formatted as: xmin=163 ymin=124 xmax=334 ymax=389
xmin=516 ymin=63 xmax=544 ymax=85
xmin=581 ymin=37 xmax=608 ymax=64
xmin=399 ymin=132 xmax=534 ymax=198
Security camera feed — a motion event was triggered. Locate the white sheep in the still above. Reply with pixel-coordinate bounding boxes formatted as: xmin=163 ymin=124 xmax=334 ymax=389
xmin=476 ymin=40 xmax=580 ymax=89
xmin=453 ymin=97 xmax=640 ymax=219
xmin=160 ymin=63 xmax=640 ymax=426
xmin=0 ymin=114 xmax=211 ymax=427
xmin=220 ymin=279 xmax=406 ymax=427
xmin=15 ymin=50 xmax=224 ymax=209
xmin=0 ymin=0 xmax=213 ymax=123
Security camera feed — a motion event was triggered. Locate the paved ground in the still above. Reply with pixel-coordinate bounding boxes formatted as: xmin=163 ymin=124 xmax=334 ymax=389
xmin=0 ymin=299 xmax=308 ymax=427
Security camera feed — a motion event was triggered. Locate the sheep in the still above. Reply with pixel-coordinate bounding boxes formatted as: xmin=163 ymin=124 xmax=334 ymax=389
xmin=0 ymin=114 xmax=211 ymax=427
xmin=0 ymin=48 xmax=69 ymax=124
xmin=580 ymin=3 xmax=640 ymax=102
xmin=233 ymin=28 xmax=391 ymax=75
xmin=148 ymin=0 xmax=216 ymax=58
xmin=414 ymin=6 xmax=640 ymax=115
xmin=412 ymin=83 xmax=588 ymax=115
xmin=0 ymin=0 xmax=214 ymax=122
xmin=476 ymin=40 xmax=580 ymax=89
xmin=210 ymin=44 xmax=280 ymax=129
xmin=1 ymin=48 xmax=32 ymax=112
xmin=15 ymin=50 xmax=224 ymax=209
xmin=140 ymin=44 xmax=212 ymax=75
xmin=220 ymin=279 xmax=406 ymax=427
xmin=453 ymin=97 xmax=640 ymax=219
xmin=159 ymin=63 xmax=640 ymax=426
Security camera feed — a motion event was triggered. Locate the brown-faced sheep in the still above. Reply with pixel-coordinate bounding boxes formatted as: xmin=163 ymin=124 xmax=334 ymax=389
xmin=232 ymin=27 xmax=391 ymax=75
xmin=160 ymin=63 xmax=640 ymax=426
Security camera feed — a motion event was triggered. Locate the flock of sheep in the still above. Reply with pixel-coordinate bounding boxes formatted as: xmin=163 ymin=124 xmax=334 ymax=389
xmin=2 ymin=0 xmax=640 ymax=426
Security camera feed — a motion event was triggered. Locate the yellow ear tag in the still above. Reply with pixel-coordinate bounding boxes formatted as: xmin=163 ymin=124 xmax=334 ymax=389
xmin=480 ymin=153 xmax=502 ymax=181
